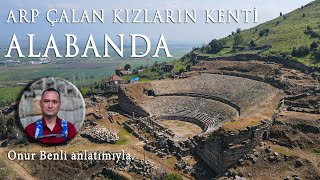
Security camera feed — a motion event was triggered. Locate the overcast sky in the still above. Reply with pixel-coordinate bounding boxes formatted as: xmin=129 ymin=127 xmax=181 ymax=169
xmin=0 ymin=0 xmax=314 ymax=46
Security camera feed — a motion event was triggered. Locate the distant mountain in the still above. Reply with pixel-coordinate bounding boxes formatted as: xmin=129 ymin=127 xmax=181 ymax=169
xmin=194 ymin=0 xmax=320 ymax=67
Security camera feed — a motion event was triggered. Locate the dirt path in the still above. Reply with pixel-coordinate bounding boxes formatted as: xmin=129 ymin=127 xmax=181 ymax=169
xmin=0 ymin=147 xmax=36 ymax=180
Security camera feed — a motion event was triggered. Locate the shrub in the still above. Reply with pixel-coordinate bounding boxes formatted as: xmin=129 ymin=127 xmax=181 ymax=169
xmin=310 ymin=41 xmax=318 ymax=50
xmin=280 ymin=51 xmax=289 ymax=59
xmin=307 ymin=26 xmax=312 ymax=31
xmin=259 ymin=29 xmax=269 ymax=37
xmin=304 ymin=26 xmax=320 ymax=38
xmin=249 ymin=40 xmax=257 ymax=48
xmin=0 ymin=115 xmax=8 ymax=140
xmin=199 ymin=44 xmax=209 ymax=53
xmin=310 ymin=31 xmax=320 ymax=38
xmin=312 ymin=47 xmax=320 ymax=61
xmin=291 ymin=46 xmax=310 ymax=57
xmin=178 ymin=68 xmax=185 ymax=74
xmin=304 ymin=27 xmax=312 ymax=35
xmin=186 ymin=65 xmax=191 ymax=71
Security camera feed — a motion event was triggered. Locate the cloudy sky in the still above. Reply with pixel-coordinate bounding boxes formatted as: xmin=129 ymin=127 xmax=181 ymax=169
xmin=0 ymin=0 xmax=314 ymax=46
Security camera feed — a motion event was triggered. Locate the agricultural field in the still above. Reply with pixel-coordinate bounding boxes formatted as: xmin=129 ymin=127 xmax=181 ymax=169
xmin=0 ymin=44 xmax=195 ymax=106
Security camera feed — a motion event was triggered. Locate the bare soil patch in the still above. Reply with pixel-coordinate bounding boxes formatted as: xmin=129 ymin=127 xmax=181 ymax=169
xmin=158 ymin=120 xmax=203 ymax=138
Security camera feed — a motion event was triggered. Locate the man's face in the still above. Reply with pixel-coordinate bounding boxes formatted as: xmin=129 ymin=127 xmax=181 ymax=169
xmin=40 ymin=91 xmax=61 ymax=117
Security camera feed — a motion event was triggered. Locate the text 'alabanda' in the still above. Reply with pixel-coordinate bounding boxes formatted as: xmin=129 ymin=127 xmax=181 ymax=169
xmin=5 ymin=34 xmax=172 ymax=58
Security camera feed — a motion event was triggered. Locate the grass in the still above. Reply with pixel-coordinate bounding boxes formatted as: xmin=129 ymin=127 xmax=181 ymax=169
xmin=223 ymin=115 xmax=266 ymax=131
xmin=312 ymin=147 xmax=320 ymax=155
xmin=79 ymin=86 xmax=91 ymax=97
xmin=115 ymin=128 xmax=131 ymax=145
xmin=176 ymin=122 xmax=185 ymax=127
xmin=0 ymin=86 xmax=24 ymax=105
xmin=0 ymin=158 xmax=11 ymax=179
xmin=193 ymin=0 xmax=320 ymax=67
xmin=267 ymin=143 xmax=299 ymax=158
xmin=300 ymin=144 xmax=320 ymax=156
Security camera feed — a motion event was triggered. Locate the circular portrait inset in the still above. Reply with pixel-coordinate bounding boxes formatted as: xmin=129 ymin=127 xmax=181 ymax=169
xmin=19 ymin=77 xmax=85 ymax=144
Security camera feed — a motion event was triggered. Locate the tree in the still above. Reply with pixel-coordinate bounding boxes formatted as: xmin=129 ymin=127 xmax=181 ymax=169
xmin=186 ymin=64 xmax=191 ymax=71
xmin=208 ymin=39 xmax=224 ymax=54
xmin=236 ymin=28 xmax=241 ymax=33
xmin=249 ymin=40 xmax=257 ymax=48
xmin=233 ymin=33 xmax=244 ymax=48
xmin=124 ymin=64 xmax=131 ymax=70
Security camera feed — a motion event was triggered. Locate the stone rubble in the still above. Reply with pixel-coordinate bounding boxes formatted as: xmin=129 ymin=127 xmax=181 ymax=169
xmin=81 ymin=127 xmax=119 ymax=144
xmin=85 ymin=112 xmax=104 ymax=119
xmin=90 ymin=153 xmax=166 ymax=179
xmin=124 ymin=117 xmax=198 ymax=159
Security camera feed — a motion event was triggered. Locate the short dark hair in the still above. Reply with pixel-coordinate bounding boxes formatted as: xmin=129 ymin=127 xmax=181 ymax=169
xmin=41 ymin=88 xmax=61 ymax=99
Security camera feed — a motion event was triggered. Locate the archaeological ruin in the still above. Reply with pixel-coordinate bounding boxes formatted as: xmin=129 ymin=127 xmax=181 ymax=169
xmin=118 ymin=73 xmax=288 ymax=173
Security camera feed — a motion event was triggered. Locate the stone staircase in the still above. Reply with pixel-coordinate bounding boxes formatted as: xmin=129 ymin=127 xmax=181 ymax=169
xmin=161 ymin=108 xmax=218 ymax=132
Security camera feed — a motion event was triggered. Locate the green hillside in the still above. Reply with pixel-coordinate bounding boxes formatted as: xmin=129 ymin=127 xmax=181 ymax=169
xmin=194 ymin=0 xmax=320 ymax=67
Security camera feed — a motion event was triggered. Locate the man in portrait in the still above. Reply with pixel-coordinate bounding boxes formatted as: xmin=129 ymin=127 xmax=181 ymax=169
xmin=25 ymin=88 xmax=77 ymax=144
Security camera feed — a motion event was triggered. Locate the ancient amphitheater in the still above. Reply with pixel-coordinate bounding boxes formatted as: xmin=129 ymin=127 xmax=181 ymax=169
xmin=119 ymin=72 xmax=284 ymax=173
xmin=120 ymin=74 xmax=280 ymax=129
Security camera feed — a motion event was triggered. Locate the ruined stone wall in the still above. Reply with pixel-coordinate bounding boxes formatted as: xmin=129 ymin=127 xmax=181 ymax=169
xmin=204 ymin=71 xmax=287 ymax=91
xmin=197 ymin=54 xmax=320 ymax=73
xmin=118 ymin=87 xmax=149 ymax=117
xmin=156 ymin=93 xmax=241 ymax=115
xmin=158 ymin=115 xmax=207 ymax=131
xmin=196 ymin=119 xmax=272 ymax=174
xmin=204 ymin=71 xmax=314 ymax=96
